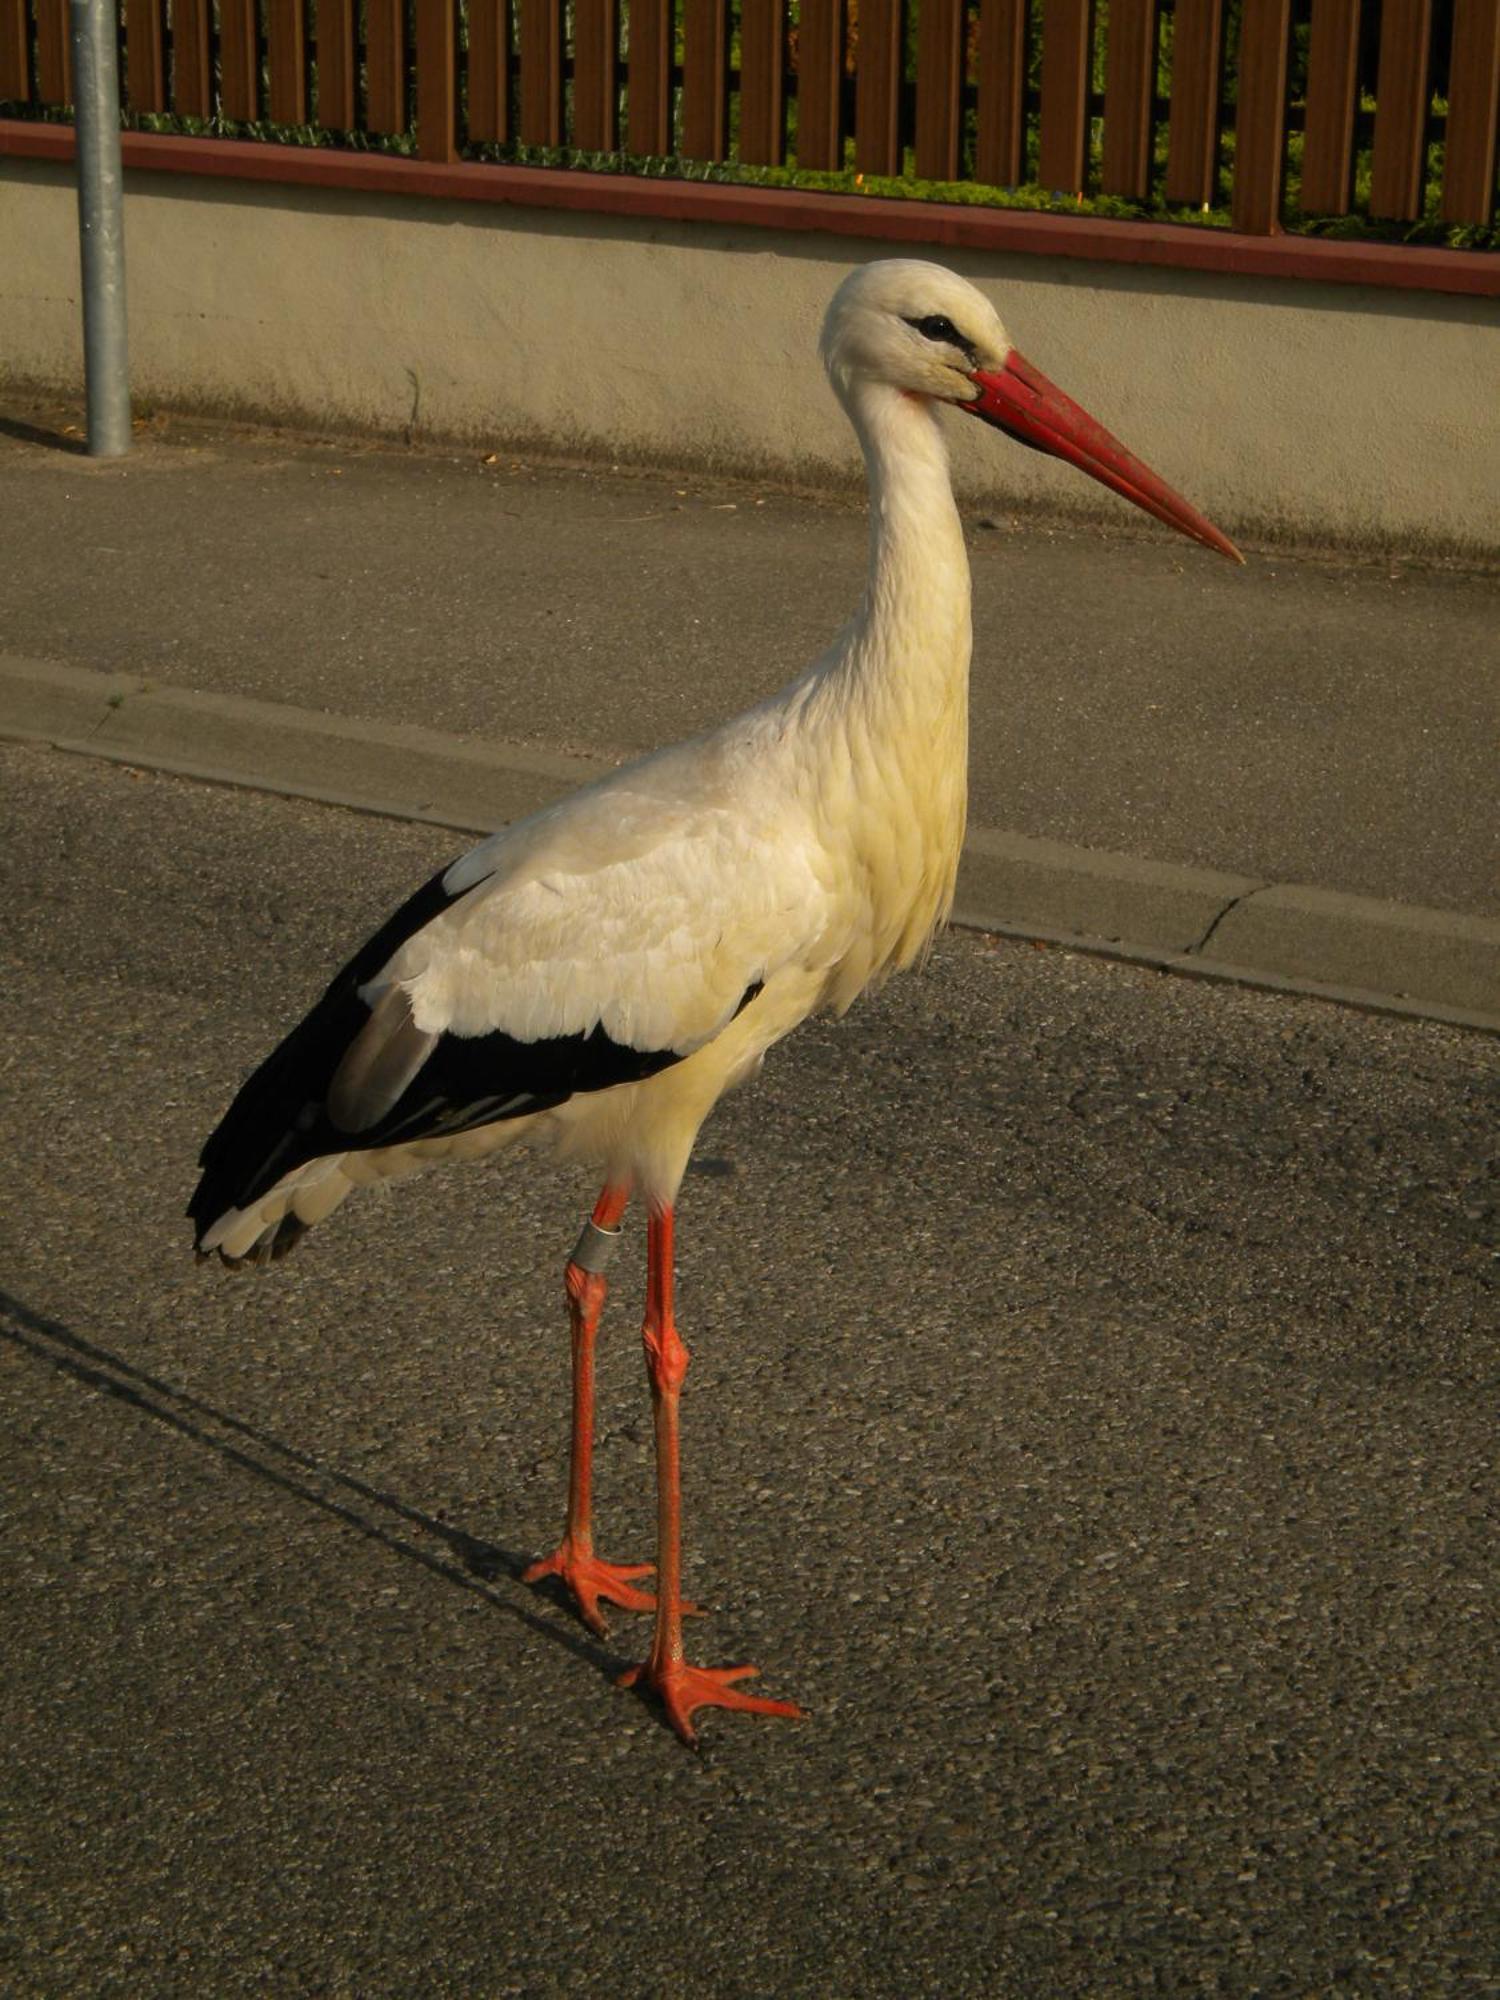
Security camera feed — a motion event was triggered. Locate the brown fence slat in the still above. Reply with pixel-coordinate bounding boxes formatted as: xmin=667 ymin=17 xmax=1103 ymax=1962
xmin=1299 ymin=0 xmax=1359 ymax=214
xmin=1369 ymin=0 xmax=1433 ymax=220
xmin=170 ymin=0 xmax=211 ymax=116
xmin=519 ymin=0 xmax=562 ymax=143
xmin=267 ymin=0 xmax=308 ymax=126
xmin=1038 ymin=0 xmax=1093 ymax=194
xmin=315 ymin=0 xmax=355 ymax=128
xmin=1163 ymin=0 xmax=1222 ymax=205
xmin=974 ymin=0 xmax=1026 ymax=186
xmin=34 ymin=0 xmax=72 ymax=103
xmin=572 ymin=0 xmax=618 ymax=151
xmin=914 ymin=0 xmax=963 ymax=181
xmin=738 ymin=0 xmax=785 ymax=166
xmin=467 ymin=0 xmax=510 ymax=143
xmin=854 ymin=0 xmax=903 ymax=176
xmin=681 ymin=0 xmax=728 ymax=159
xmin=627 ymin=0 xmax=672 ymax=155
xmin=793 ymin=0 xmax=843 ymax=170
xmin=219 ymin=0 xmax=259 ymax=121
xmin=125 ymin=0 xmax=166 ymax=112
xmin=1230 ymin=0 xmax=1291 ymax=234
xmin=366 ymin=0 xmax=407 ymax=133
xmin=1101 ymin=0 xmax=1157 ymax=198
xmin=1443 ymin=0 xmax=1500 ymax=225
xmin=0 ymin=0 xmax=26 ymax=101
xmin=415 ymin=0 xmax=456 ymax=159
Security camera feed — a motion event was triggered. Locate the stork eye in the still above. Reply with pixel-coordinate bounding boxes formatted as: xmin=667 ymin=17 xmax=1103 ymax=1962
xmin=907 ymin=314 xmax=966 ymax=347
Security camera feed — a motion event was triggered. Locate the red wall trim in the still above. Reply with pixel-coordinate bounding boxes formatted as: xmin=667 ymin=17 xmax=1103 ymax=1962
xmin=4 ymin=119 xmax=1497 ymax=299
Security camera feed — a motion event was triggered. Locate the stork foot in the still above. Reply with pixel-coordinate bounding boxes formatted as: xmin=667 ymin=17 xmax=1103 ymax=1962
xmin=522 ymin=1541 xmax=656 ymax=1638
xmin=618 ymin=1658 xmax=804 ymax=1746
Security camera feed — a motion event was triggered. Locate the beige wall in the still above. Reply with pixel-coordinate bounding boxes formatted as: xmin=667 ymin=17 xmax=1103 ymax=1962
xmin=4 ymin=160 xmax=1497 ymax=553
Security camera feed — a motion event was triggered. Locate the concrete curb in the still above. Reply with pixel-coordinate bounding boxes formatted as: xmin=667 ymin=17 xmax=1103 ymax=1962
xmin=4 ymin=653 xmax=1497 ymax=1035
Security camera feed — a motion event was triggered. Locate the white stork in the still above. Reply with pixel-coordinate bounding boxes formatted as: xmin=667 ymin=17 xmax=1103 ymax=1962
xmin=191 ymin=260 xmax=1240 ymax=1743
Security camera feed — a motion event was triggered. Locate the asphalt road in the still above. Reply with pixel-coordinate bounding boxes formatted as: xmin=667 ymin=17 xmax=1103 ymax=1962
xmin=2 ymin=744 xmax=1496 ymax=1997
xmin=4 ymin=406 xmax=1498 ymax=919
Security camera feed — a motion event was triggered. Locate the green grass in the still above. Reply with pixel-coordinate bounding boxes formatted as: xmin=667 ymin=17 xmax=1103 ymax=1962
xmin=463 ymin=135 xmax=1500 ymax=253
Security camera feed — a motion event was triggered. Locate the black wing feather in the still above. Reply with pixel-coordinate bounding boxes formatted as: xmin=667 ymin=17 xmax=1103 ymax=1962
xmin=187 ymin=859 xmax=703 ymax=1247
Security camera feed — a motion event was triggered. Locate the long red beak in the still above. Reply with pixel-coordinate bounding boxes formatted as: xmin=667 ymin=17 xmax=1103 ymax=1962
xmin=963 ymin=349 xmax=1244 ymax=564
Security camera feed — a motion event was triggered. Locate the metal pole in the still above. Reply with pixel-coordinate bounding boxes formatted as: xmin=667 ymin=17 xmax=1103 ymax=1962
xmin=70 ymin=0 xmax=130 ymax=457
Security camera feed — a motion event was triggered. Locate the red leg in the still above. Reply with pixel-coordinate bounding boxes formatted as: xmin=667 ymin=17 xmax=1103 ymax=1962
xmin=618 ymin=1205 xmax=804 ymax=1744
xmin=522 ymin=1184 xmax=656 ymax=1637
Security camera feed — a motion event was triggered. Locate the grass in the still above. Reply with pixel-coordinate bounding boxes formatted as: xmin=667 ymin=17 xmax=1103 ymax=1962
xmin=464 ymin=133 xmax=1500 ymax=253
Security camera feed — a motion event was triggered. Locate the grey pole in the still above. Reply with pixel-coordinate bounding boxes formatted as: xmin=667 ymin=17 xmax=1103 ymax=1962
xmin=70 ymin=0 xmax=130 ymax=457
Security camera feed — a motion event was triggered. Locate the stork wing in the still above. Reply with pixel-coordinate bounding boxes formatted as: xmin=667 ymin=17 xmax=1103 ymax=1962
xmin=190 ymin=757 xmax=830 ymax=1241
xmin=394 ymin=790 xmax=826 ymax=1055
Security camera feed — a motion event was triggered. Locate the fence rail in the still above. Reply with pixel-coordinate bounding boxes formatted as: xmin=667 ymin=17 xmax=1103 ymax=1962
xmin=2 ymin=1 xmax=1497 ymax=238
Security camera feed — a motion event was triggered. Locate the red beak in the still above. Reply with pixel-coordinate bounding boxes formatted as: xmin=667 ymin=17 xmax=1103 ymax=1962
xmin=963 ymin=349 xmax=1244 ymax=564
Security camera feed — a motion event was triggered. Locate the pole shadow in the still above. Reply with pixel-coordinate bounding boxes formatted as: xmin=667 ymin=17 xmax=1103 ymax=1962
xmin=0 ymin=414 xmax=89 ymax=454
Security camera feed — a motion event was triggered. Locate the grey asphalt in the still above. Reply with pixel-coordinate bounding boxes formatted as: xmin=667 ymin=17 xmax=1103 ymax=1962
xmin=3 ymin=744 xmax=1497 ymax=1996
xmin=3 ymin=402 xmax=1497 ymax=922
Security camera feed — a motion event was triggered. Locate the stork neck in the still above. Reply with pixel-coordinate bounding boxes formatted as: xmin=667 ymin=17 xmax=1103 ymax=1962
xmin=848 ymin=381 xmax=970 ymax=658
xmin=807 ymin=377 xmax=972 ymax=986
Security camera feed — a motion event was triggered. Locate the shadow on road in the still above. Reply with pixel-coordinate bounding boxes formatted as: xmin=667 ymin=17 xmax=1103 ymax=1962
xmin=0 ymin=413 xmax=88 ymax=454
xmin=0 ymin=1286 xmax=622 ymax=1680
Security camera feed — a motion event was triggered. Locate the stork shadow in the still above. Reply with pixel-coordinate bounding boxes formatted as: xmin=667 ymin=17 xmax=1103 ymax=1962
xmin=0 ymin=1288 xmax=621 ymax=1681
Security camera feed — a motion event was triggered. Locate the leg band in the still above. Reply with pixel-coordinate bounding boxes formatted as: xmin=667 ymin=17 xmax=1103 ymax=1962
xmin=570 ymin=1217 xmax=623 ymax=1275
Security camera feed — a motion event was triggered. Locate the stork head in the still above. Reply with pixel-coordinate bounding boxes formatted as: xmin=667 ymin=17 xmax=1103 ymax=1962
xmin=821 ymin=259 xmax=1242 ymax=563
xmin=821 ymin=259 xmax=1013 ymax=405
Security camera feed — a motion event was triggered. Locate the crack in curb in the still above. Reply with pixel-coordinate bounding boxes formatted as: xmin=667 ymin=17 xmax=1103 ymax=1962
xmin=84 ymin=693 xmax=128 ymax=739
xmin=1188 ymin=883 xmax=1269 ymax=958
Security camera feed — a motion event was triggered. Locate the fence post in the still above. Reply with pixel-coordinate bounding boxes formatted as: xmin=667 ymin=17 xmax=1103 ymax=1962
xmin=682 ymin=0 xmax=730 ymax=159
xmin=1300 ymin=0 xmax=1360 ymax=215
xmin=417 ymin=0 xmax=458 ymax=161
xmin=1443 ymin=0 xmax=1500 ymax=226
xmin=519 ymin=0 xmax=563 ymax=147
xmin=914 ymin=0 xmax=965 ymax=182
xmin=172 ymin=0 xmax=212 ymax=119
xmin=70 ymin=0 xmax=130 ymax=457
xmin=974 ymin=0 xmax=1027 ymax=188
xmin=793 ymin=0 xmax=844 ymax=172
xmin=1163 ymin=0 xmax=1223 ymax=206
xmin=627 ymin=0 xmax=673 ymax=155
xmin=267 ymin=0 xmax=309 ymax=126
xmin=124 ymin=0 xmax=166 ymax=113
xmin=0 ymin=0 xmax=27 ymax=101
xmin=573 ymin=0 xmax=620 ymax=153
xmin=37 ymin=0 xmax=72 ymax=101
xmin=1230 ymin=0 xmax=1292 ymax=234
xmin=854 ymin=0 xmax=904 ymax=176
xmin=1369 ymin=0 xmax=1434 ymax=220
xmin=1038 ymin=0 xmax=1094 ymax=196
xmin=1101 ymin=0 xmax=1159 ymax=199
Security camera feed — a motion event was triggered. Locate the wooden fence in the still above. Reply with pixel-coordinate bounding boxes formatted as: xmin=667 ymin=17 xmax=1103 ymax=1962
xmin=2 ymin=1 xmax=1497 ymax=236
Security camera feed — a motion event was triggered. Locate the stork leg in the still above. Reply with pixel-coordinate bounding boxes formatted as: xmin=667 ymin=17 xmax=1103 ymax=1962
xmin=619 ymin=1205 xmax=804 ymax=1744
xmin=522 ymin=1183 xmax=657 ymax=1637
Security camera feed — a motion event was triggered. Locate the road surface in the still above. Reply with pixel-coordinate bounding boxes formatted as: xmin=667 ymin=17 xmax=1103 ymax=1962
xmin=2 ymin=744 xmax=1495 ymax=1995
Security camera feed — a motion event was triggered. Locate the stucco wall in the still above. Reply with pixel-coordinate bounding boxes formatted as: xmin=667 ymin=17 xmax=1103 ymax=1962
xmin=4 ymin=159 xmax=1497 ymax=553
